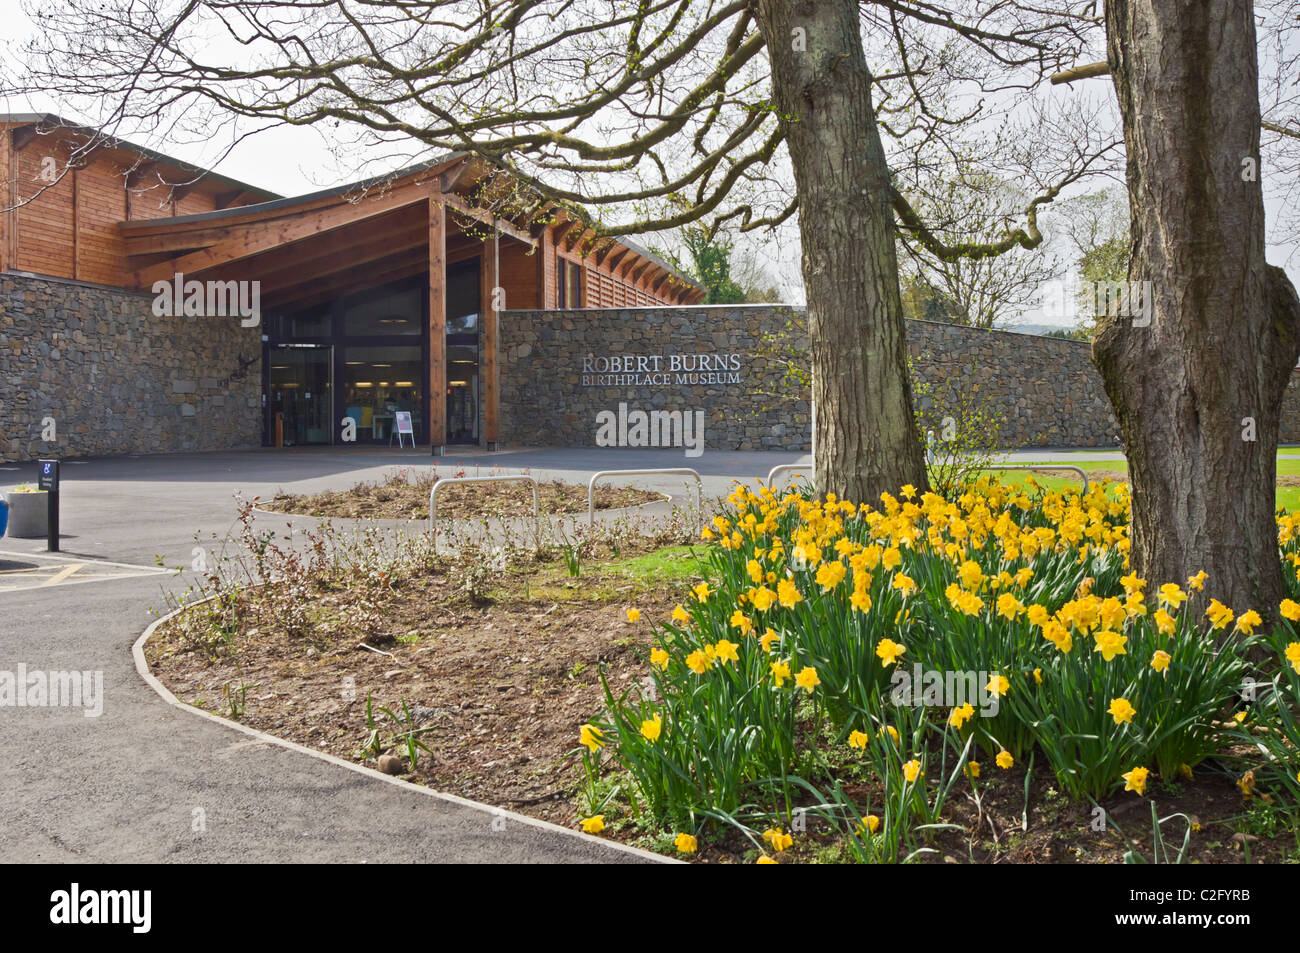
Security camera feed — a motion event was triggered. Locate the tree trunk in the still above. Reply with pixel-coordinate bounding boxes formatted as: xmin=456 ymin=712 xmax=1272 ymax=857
xmin=754 ymin=0 xmax=929 ymax=502
xmin=1096 ymin=0 xmax=1300 ymax=615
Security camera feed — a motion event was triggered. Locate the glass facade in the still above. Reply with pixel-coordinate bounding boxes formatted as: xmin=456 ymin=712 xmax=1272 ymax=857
xmin=262 ymin=258 xmax=483 ymax=447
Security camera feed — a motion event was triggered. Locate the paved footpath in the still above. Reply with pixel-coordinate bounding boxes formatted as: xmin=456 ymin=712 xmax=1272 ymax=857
xmin=0 ymin=443 xmax=1118 ymax=863
xmin=0 ymin=446 xmax=816 ymax=863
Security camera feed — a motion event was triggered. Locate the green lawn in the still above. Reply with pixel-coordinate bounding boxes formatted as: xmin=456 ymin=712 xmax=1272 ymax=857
xmin=972 ymin=451 xmax=1300 ymax=510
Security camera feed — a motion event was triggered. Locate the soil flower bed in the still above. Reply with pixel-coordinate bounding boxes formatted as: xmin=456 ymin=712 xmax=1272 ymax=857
xmin=145 ymin=481 xmax=1300 ymax=863
xmin=260 ymin=468 xmax=661 ymax=521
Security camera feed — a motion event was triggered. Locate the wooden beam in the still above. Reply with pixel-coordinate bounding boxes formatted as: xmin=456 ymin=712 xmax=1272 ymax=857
xmin=71 ymin=165 xmax=79 ymax=280
xmin=229 ymin=218 xmax=430 ymax=297
xmin=11 ymin=125 xmax=38 ymax=152
xmin=593 ymin=238 xmax=621 ymax=266
xmin=213 ymin=188 xmax=245 ymax=209
xmin=628 ymin=258 xmax=651 ymax=284
xmin=439 ymin=156 xmax=480 ymax=195
xmin=428 ymin=197 xmax=447 ymax=454
xmin=0 ymin=129 xmax=9 ymax=272
xmin=563 ymin=225 xmax=593 ymax=254
xmin=551 ymin=218 xmax=578 ymax=247
xmin=124 ymin=160 xmax=158 ymax=190
xmin=442 ymin=190 xmax=536 ymax=246
xmin=132 ymin=184 xmax=433 ymax=286
xmin=603 ymin=246 xmax=631 ymax=273
xmin=481 ymin=228 xmax=500 ymax=447
xmin=261 ymin=249 xmax=427 ymax=310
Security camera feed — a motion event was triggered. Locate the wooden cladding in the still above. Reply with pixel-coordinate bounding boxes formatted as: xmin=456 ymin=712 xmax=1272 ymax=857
xmin=0 ymin=120 xmax=275 ymax=286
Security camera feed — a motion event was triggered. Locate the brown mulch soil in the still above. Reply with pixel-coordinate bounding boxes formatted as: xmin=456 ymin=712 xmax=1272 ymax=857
xmin=146 ymin=548 xmax=1296 ymax=864
xmin=260 ymin=477 xmax=662 ymax=521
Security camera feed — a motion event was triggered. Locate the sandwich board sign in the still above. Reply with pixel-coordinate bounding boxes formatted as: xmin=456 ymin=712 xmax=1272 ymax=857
xmin=393 ymin=411 xmax=414 ymax=448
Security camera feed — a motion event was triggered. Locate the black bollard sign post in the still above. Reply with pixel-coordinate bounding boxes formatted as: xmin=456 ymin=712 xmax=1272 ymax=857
xmin=38 ymin=459 xmax=59 ymax=552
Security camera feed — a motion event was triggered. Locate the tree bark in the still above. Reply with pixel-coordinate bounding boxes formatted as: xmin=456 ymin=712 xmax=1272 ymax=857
xmin=754 ymin=0 xmax=929 ymax=502
xmin=1096 ymin=0 xmax=1300 ymax=614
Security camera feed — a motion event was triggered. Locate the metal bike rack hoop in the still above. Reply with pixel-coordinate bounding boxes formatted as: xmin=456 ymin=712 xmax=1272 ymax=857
xmin=587 ymin=468 xmax=702 ymax=530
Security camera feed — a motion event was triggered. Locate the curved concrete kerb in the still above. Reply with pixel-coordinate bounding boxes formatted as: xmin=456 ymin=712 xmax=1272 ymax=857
xmin=133 ymin=603 xmax=675 ymax=864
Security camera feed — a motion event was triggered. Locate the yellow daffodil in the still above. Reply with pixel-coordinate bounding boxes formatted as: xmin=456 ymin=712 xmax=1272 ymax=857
xmin=1235 ymin=609 xmax=1262 ymax=636
xmin=580 ymin=815 xmax=605 ymax=834
xmin=1206 ymin=599 xmax=1234 ymax=630
xmin=795 ymin=665 xmax=821 ymax=693
xmin=1093 ymin=629 xmax=1128 ymax=662
xmin=1286 ymin=641 xmax=1300 ymax=673
xmin=749 ymin=585 xmax=777 ymax=612
xmin=1108 ymin=697 xmax=1137 ymax=725
xmin=876 ymin=637 xmax=906 ymax=667
xmin=685 ymin=650 xmax=710 ymax=675
xmin=902 ymin=759 xmax=923 ymax=783
xmin=776 ymin=577 xmax=802 ymax=608
xmin=674 ymin=833 xmax=698 ymax=854
xmin=762 ymin=828 xmax=793 ymax=852
xmin=1122 ymin=766 xmax=1149 ymax=795
xmin=1281 ymin=598 xmax=1300 ymax=622
xmin=770 ymin=659 xmax=791 ymax=687
xmin=996 ymin=750 xmax=1014 ymax=770
xmin=649 ymin=647 xmax=669 ymax=670
xmin=671 ymin=604 xmax=690 ymax=623
xmin=579 ymin=723 xmax=605 ymax=752
xmin=714 ymin=639 xmax=740 ymax=665
xmin=1151 ymin=650 xmax=1171 ymax=672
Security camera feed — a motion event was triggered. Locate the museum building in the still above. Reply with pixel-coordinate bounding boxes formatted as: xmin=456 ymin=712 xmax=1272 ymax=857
xmin=0 ymin=114 xmax=714 ymax=458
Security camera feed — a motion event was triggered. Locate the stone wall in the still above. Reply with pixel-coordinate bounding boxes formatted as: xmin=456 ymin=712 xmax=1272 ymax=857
xmin=0 ymin=272 xmax=262 ymax=462
xmin=498 ymin=304 xmax=1300 ymax=451
xmin=905 ymin=320 xmax=1119 ymax=448
xmin=499 ymin=305 xmax=811 ymax=452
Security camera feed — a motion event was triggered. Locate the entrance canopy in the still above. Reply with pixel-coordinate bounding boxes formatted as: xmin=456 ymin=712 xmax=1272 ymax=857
xmin=117 ymin=155 xmax=703 ymax=449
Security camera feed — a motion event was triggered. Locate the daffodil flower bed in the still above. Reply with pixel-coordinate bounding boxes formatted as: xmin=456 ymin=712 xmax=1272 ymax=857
xmin=583 ymin=477 xmax=1300 ymax=861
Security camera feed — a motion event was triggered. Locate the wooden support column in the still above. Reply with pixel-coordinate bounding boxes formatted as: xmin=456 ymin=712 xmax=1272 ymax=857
xmin=481 ymin=229 xmax=500 ymax=448
xmin=0 ymin=129 xmax=9 ymax=272
xmin=428 ymin=196 xmax=447 ymax=455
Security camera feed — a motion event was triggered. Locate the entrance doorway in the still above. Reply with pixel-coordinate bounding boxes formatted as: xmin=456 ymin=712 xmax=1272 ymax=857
xmin=445 ymin=259 xmax=480 ymax=444
xmin=268 ymin=344 xmax=333 ymax=446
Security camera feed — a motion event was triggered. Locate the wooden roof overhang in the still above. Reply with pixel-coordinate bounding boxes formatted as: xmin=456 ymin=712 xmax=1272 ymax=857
xmin=118 ymin=154 xmax=706 ymax=310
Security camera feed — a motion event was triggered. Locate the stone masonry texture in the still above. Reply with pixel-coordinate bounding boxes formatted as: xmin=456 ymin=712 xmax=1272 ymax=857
xmin=0 ymin=273 xmax=262 ymax=461
xmin=499 ymin=305 xmax=1300 ymax=451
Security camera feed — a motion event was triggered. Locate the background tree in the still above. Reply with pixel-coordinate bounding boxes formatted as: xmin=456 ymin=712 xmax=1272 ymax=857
xmin=896 ymin=170 xmax=1063 ymax=329
xmin=1047 ymin=185 xmax=1130 ymax=337
xmin=653 ymin=225 xmax=747 ymax=304
xmin=7 ymin=0 xmax=1105 ymax=501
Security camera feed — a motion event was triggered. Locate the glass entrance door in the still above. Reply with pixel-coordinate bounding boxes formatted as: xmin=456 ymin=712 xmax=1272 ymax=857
xmin=445 ymin=258 xmax=480 ymax=444
xmin=268 ymin=345 xmax=333 ymax=446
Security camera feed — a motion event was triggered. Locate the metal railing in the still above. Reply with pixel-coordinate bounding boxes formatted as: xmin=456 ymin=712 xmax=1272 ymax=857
xmin=588 ymin=468 xmax=702 ymax=529
xmin=428 ymin=474 xmax=539 ymax=540
xmin=766 ymin=464 xmax=813 ymax=489
xmin=976 ymin=463 xmax=1089 ymax=494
